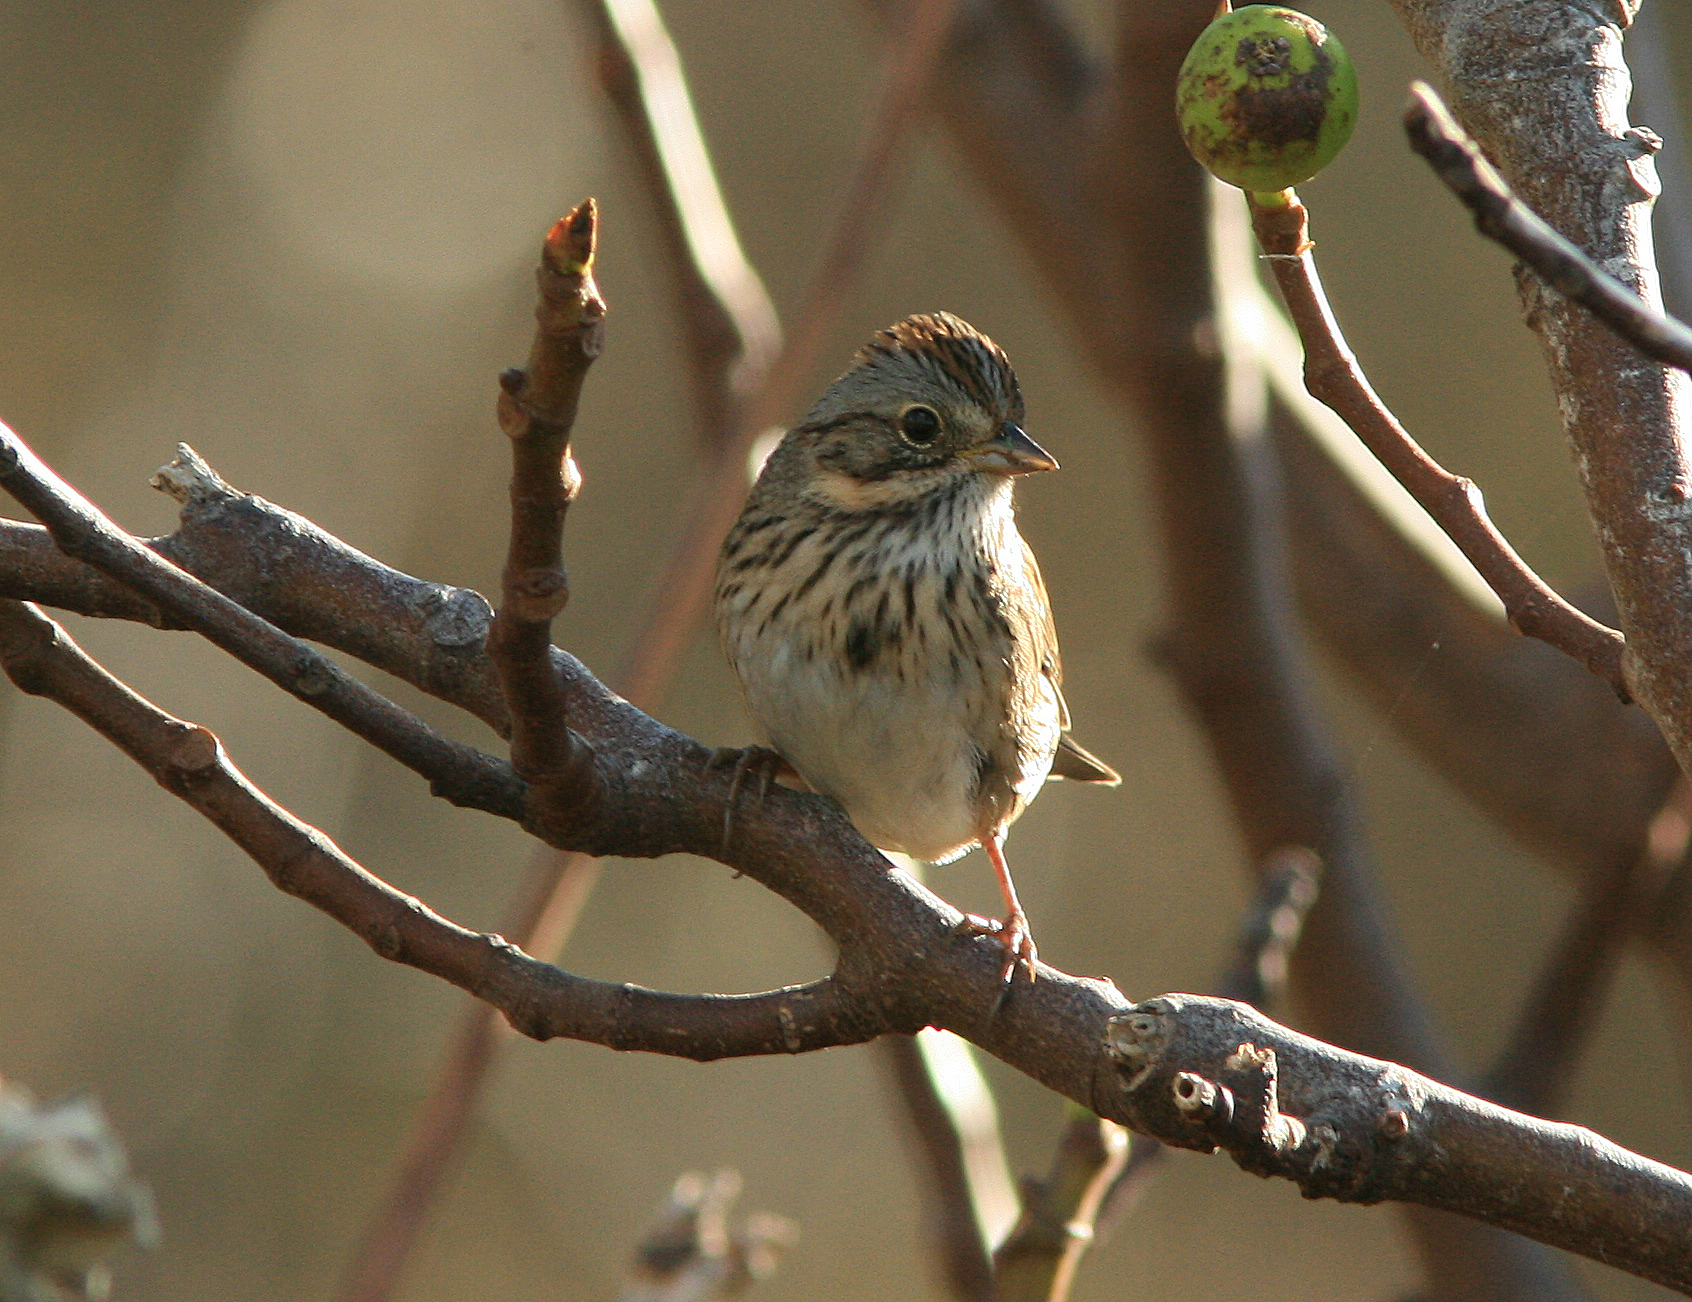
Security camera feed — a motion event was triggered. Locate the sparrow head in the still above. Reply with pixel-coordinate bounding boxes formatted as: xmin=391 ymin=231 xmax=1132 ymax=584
xmin=768 ymin=313 xmax=1057 ymax=511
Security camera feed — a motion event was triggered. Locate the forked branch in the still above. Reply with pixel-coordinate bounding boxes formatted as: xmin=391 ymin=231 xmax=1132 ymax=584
xmin=0 ymin=424 xmax=524 ymax=817
xmin=1405 ymin=82 xmax=1692 ymax=375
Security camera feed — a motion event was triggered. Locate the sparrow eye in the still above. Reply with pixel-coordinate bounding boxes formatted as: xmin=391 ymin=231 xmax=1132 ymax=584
xmin=898 ymin=405 xmax=941 ymax=445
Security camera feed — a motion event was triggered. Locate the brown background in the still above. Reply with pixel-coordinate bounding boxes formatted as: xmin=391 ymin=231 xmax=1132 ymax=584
xmin=0 ymin=1 xmax=1689 ymax=1298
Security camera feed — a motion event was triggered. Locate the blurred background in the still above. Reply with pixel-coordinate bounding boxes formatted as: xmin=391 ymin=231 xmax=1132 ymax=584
xmin=0 ymin=1 xmax=1689 ymax=1298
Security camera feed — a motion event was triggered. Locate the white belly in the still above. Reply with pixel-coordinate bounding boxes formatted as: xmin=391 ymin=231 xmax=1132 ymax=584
xmin=738 ymin=642 xmax=993 ymax=861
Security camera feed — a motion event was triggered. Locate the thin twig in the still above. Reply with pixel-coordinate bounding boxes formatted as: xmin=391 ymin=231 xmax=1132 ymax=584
xmin=879 ymin=1035 xmax=996 ymax=1301
xmin=1405 ymin=81 xmax=1692 ymax=376
xmin=0 ymin=595 xmax=869 ymax=1059
xmin=1248 ymin=192 xmax=1630 ymax=697
xmin=1485 ymin=777 xmax=1692 ymax=1117
xmin=1216 ymin=845 xmax=1323 ymax=1009
xmin=342 ymin=9 xmax=791 ymax=1281
xmin=0 ymin=424 xmax=524 ymax=819
xmin=990 ymin=1109 xmax=1127 ymax=1302
xmin=585 ymin=0 xmax=781 ymax=445
xmin=1267 ymin=399 xmax=1676 ymax=891
xmin=1389 ymin=5 xmax=1692 ymax=798
xmin=486 ymin=201 xmax=605 ymax=824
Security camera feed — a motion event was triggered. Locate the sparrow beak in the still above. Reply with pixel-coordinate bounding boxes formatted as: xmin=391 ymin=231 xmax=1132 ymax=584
xmin=968 ymin=424 xmax=1059 ymax=475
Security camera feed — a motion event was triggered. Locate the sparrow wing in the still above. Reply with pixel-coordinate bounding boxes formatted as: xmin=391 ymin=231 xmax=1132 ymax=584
xmin=1015 ymin=537 xmax=1123 ymax=781
xmin=1050 ymin=733 xmax=1122 ymax=784
xmin=1016 ymin=538 xmax=1122 ymax=786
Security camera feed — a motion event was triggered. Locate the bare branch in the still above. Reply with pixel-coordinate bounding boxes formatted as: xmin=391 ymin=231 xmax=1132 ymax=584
xmin=1486 ymin=777 xmax=1692 ymax=1115
xmin=0 ymin=595 xmax=875 ymax=1061
xmin=1098 ymin=847 xmax=1321 ymax=1233
xmin=488 ymin=203 xmax=605 ymax=830
xmin=1107 ymin=994 xmax=1692 ymax=1294
xmin=1385 ymin=0 xmax=1692 ymax=782
xmin=1249 ymin=191 xmax=1629 ymax=695
xmin=743 ymin=0 xmax=961 ymax=436
xmin=879 ymin=1034 xmax=996 ymax=1301
xmin=0 ymin=427 xmax=524 ymax=819
xmin=991 ymin=1110 xmax=1127 ymax=1302
xmin=1216 ymin=845 xmax=1322 ymax=1010
xmin=584 ymin=0 xmax=781 ymax=444
xmin=1405 ymin=82 xmax=1692 ymax=374
xmin=4 ymin=567 xmax=1690 ymax=1289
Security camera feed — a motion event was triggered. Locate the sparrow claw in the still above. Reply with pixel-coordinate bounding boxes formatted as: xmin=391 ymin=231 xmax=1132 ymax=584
xmin=956 ymin=910 xmax=1038 ymax=990
xmin=708 ymin=745 xmax=796 ymax=858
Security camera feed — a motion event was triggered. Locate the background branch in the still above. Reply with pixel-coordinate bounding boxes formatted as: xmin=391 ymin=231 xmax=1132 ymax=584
xmin=585 ymin=0 xmax=781 ymax=445
xmin=879 ymin=1034 xmax=998 ymax=1302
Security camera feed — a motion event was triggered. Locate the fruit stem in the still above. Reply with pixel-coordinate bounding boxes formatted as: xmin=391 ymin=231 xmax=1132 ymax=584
xmin=1248 ymin=187 xmax=1298 ymax=209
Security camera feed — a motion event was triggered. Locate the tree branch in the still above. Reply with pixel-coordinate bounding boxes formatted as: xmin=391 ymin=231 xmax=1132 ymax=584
xmin=1249 ymin=190 xmax=1629 ymax=695
xmin=1482 ymin=780 xmax=1689 ymax=1114
xmin=488 ymin=202 xmax=605 ymax=831
xmin=990 ymin=1109 xmax=1127 ymax=1302
xmin=1406 ymin=80 xmax=1692 ymax=374
xmin=1106 ymin=993 xmax=1692 ymax=1294
xmin=1386 ymin=0 xmax=1692 ymax=779
xmin=4 ymin=487 xmax=1692 ymax=1289
xmin=879 ymin=1033 xmax=997 ymax=1301
xmin=0 ymin=427 xmax=524 ymax=819
xmin=1215 ymin=845 xmax=1322 ymax=1009
xmin=0 ymin=595 xmax=878 ymax=1060
xmin=584 ymin=0 xmax=781 ymax=446
xmin=1097 ymin=844 xmax=1323 ymax=1233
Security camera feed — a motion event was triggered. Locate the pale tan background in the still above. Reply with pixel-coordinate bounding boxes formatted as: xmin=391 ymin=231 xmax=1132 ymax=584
xmin=0 ymin=2 xmax=1689 ymax=1298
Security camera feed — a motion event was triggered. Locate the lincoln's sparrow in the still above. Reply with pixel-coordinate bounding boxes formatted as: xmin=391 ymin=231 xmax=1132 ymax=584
xmin=715 ymin=312 xmax=1118 ymax=981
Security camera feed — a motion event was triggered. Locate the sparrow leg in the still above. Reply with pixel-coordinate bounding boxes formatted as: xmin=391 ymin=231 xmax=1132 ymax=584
xmin=706 ymin=745 xmax=800 ymax=857
xmin=959 ymin=829 xmax=1037 ymax=986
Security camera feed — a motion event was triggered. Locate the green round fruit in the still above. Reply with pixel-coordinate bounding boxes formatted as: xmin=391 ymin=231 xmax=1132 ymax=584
xmin=1175 ymin=5 xmax=1358 ymax=192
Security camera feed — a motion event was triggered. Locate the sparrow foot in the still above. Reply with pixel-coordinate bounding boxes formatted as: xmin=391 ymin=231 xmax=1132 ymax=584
xmin=955 ymin=910 xmax=1038 ymax=988
xmin=706 ymin=745 xmax=798 ymax=857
